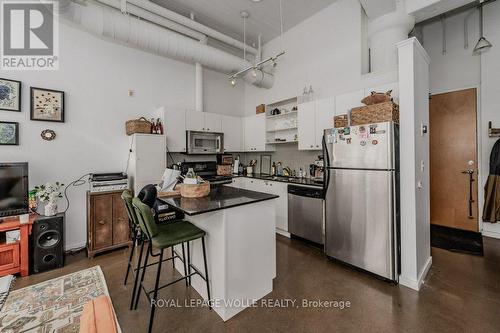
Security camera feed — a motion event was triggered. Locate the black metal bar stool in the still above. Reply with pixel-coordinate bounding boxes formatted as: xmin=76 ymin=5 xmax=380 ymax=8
xmin=132 ymin=197 xmax=211 ymax=333
xmin=121 ymin=189 xmax=184 ymax=310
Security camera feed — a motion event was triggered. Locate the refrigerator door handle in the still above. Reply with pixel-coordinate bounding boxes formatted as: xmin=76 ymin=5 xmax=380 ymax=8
xmin=322 ymin=134 xmax=331 ymax=193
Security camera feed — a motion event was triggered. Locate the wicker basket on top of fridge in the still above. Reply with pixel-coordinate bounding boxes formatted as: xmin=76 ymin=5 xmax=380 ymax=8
xmin=350 ymin=90 xmax=399 ymax=126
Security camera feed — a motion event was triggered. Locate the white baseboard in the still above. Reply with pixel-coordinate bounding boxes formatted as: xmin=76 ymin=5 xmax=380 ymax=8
xmin=482 ymin=230 xmax=500 ymax=239
xmin=399 ymin=256 xmax=432 ymax=291
xmin=276 ymin=229 xmax=291 ymax=238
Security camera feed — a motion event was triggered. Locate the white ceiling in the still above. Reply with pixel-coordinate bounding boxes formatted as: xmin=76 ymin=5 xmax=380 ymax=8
xmin=151 ymin=0 xmax=337 ymax=46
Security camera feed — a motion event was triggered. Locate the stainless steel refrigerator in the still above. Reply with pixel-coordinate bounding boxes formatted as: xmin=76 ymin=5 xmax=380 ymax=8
xmin=322 ymin=121 xmax=399 ymax=281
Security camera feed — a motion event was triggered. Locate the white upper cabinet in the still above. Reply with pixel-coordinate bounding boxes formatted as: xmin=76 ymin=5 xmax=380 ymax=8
xmin=244 ymin=113 xmax=274 ymax=152
xmin=204 ymin=112 xmax=222 ymax=132
xmin=221 ymin=115 xmax=243 ymax=152
xmin=297 ymin=101 xmax=316 ymax=150
xmin=335 ymin=89 xmax=364 ymax=116
xmin=186 ymin=110 xmax=222 ymax=132
xmin=185 ymin=110 xmax=205 ymax=131
xmin=315 ymin=97 xmax=335 ymax=148
xmin=162 ymin=107 xmax=186 ymax=152
xmin=298 ymin=97 xmax=335 ymax=151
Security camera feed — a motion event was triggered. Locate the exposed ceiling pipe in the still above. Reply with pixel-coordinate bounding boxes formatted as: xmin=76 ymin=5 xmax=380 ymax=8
xmin=54 ymin=0 xmax=275 ymax=88
xmin=96 ymin=0 xmax=206 ymax=42
xmin=56 ymin=1 xmax=245 ymax=72
xmin=125 ymin=0 xmax=258 ymax=55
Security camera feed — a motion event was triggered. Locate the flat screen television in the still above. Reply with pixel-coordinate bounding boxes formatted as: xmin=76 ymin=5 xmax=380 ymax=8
xmin=0 ymin=162 xmax=29 ymax=217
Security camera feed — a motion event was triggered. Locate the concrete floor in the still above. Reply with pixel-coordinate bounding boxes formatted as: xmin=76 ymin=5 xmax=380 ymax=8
xmin=15 ymin=235 xmax=500 ymax=333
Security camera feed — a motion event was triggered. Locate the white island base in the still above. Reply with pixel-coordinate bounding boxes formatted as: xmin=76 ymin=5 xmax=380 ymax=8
xmin=174 ymin=199 xmax=276 ymax=321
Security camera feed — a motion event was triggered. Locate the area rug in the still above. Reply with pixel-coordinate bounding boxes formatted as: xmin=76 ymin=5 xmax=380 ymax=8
xmin=0 ymin=266 xmax=115 ymax=333
xmin=431 ymin=224 xmax=484 ymax=256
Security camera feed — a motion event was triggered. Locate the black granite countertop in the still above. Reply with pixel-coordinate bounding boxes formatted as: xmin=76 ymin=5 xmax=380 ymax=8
xmin=233 ymin=174 xmax=324 ymax=187
xmin=158 ymin=186 xmax=279 ymax=216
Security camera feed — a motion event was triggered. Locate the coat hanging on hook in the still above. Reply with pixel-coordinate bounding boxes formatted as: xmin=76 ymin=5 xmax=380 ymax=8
xmin=483 ymin=138 xmax=500 ymax=222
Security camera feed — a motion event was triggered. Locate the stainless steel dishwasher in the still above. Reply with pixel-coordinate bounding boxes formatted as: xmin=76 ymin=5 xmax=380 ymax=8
xmin=288 ymin=184 xmax=324 ymax=245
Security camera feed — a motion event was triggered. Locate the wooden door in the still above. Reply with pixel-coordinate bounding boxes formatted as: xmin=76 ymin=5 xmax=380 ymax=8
xmin=112 ymin=194 xmax=130 ymax=245
xmin=430 ymin=88 xmax=478 ymax=231
xmin=92 ymin=195 xmax=113 ymax=249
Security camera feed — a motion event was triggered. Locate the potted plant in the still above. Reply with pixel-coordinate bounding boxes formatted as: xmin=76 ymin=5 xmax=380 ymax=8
xmin=34 ymin=182 xmax=64 ymax=216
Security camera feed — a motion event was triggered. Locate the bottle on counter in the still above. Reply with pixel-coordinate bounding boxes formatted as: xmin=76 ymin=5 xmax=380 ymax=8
xmin=271 ymin=162 xmax=276 ymax=176
xmin=156 ymin=118 xmax=164 ymax=135
xmin=277 ymin=162 xmax=283 ymax=176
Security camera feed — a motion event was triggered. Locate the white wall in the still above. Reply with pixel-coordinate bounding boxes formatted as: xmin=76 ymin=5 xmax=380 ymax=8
xmin=422 ymin=9 xmax=480 ymax=93
xmin=420 ymin=1 xmax=500 ymax=237
xmin=1 ymin=22 xmax=244 ymax=250
xmin=244 ymin=0 xmax=399 ymax=116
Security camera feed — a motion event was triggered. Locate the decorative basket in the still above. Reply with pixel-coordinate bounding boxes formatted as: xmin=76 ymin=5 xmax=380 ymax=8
xmin=350 ymin=102 xmax=399 ymax=126
xmin=180 ymin=182 xmax=210 ymax=198
xmin=334 ymin=114 xmax=349 ymax=128
xmin=126 ymin=117 xmax=151 ymax=136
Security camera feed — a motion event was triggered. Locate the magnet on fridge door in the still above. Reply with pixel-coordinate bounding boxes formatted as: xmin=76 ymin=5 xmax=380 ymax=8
xmin=344 ymin=127 xmax=350 ymax=135
xmin=360 ymin=140 xmax=367 ymax=146
xmin=347 ymin=138 xmax=352 ymax=144
xmin=372 ymin=139 xmax=378 ymax=145
xmin=369 ymin=125 xmax=377 ymax=134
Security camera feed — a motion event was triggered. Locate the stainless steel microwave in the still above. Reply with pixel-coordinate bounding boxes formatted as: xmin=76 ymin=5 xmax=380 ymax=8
xmin=186 ymin=131 xmax=224 ymax=154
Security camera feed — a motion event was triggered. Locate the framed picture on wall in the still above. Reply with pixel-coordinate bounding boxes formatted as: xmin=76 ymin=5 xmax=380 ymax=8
xmin=0 ymin=78 xmax=21 ymax=112
xmin=30 ymin=87 xmax=65 ymax=123
xmin=0 ymin=121 xmax=19 ymax=145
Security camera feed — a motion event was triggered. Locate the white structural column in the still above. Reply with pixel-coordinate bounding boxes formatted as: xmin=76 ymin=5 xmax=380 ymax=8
xmin=368 ymin=3 xmax=415 ymax=72
xmin=397 ymin=37 xmax=432 ymax=291
xmin=195 ymin=63 xmax=203 ymax=112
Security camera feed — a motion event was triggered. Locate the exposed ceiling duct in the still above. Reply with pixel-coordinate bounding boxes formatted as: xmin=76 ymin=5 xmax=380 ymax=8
xmin=53 ymin=0 xmax=275 ymax=88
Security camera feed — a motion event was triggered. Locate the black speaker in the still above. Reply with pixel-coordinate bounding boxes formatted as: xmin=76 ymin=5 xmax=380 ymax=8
xmin=30 ymin=213 xmax=64 ymax=273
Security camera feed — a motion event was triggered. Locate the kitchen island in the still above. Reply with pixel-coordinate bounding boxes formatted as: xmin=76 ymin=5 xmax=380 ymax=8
xmin=159 ymin=186 xmax=278 ymax=321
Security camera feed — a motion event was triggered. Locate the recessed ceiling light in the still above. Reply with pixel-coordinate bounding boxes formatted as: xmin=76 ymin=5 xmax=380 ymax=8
xmin=251 ymin=0 xmax=262 ymax=3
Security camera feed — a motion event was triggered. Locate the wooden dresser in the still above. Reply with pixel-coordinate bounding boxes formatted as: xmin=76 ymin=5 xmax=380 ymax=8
xmin=86 ymin=190 xmax=131 ymax=258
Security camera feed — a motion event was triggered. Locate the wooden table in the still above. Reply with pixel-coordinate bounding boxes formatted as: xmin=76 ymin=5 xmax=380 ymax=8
xmin=0 ymin=214 xmax=35 ymax=277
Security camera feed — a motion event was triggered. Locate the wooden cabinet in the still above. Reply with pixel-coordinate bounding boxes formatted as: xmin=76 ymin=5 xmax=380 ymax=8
xmin=221 ymin=115 xmax=243 ymax=152
xmin=87 ymin=191 xmax=131 ymax=258
xmin=298 ymin=97 xmax=335 ymax=151
xmin=0 ymin=215 xmax=34 ymax=277
xmin=0 ymin=243 xmax=20 ymax=272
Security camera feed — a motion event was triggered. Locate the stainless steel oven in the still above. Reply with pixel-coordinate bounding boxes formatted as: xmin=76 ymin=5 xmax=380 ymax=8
xmin=186 ymin=131 xmax=224 ymax=154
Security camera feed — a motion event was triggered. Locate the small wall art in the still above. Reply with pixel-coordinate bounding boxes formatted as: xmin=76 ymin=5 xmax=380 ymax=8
xmin=0 ymin=78 xmax=21 ymax=112
xmin=0 ymin=121 xmax=19 ymax=145
xmin=31 ymin=87 xmax=65 ymax=122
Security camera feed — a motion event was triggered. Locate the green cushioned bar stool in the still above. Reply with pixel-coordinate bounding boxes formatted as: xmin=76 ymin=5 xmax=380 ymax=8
xmin=132 ymin=197 xmax=211 ymax=333
xmin=121 ymin=190 xmax=183 ymax=311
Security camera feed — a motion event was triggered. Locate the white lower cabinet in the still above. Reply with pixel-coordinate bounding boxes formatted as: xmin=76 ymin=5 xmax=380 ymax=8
xmin=227 ymin=178 xmax=289 ymax=234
